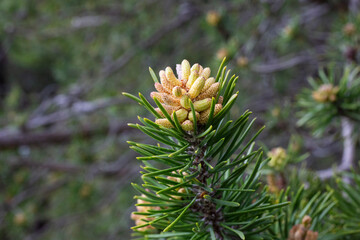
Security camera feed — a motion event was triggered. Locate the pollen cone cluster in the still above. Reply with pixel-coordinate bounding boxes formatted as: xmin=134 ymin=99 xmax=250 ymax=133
xmin=267 ymin=174 xmax=280 ymax=194
xmin=152 ymin=59 xmax=223 ymax=131
xmin=167 ymin=171 xmax=187 ymax=200
xmin=131 ymin=194 xmax=160 ymax=232
xmin=312 ymin=84 xmax=339 ymax=103
xmin=267 ymin=147 xmax=287 ymax=171
xmin=288 ymin=215 xmax=318 ymax=240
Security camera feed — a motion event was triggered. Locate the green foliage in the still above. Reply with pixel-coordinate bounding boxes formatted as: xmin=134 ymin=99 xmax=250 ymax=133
xmin=125 ymin=61 xmax=289 ymax=239
xmin=297 ymin=66 xmax=360 ymax=136
xmin=1 ymin=1 xmax=360 ymax=239
xmin=269 ymin=186 xmax=335 ymax=240
xmin=331 ymin=171 xmax=360 ymax=239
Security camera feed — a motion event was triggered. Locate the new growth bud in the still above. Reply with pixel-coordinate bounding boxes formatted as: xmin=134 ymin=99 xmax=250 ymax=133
xmin=181 ymin=59 xmax=191 ymax=81
xmin=189 ymin=77 xmax=205 ymax=99
xmin=155 ymin=118 xmax=173 ymax=128
xmin=186 ymin=71 xmax=199 ymax=89
xmin=193 ymin=98 xmax=212 ymax=112
xmin=343 ymin=22 xmax=356 ymax=36
xmin=173 ymin=109 xmax=188 ymax=123
xmin=188 ymin=111 xmax=200 ymax=122
xmin=181 ymin=120 xmax=194 ymax=131
xmin=166 ymin=67 xmax=181 ymax=86
xmin=267 ymin=147 xmax=287 ymax=171
xmin=196 ymin=82 xmax=220 ymax=100
xmin=180 ymin=94 xmax=191 ymax=109
xmin=206 ymin=11 xmax=221 ymax=26
xmin=288 ymin=215 xmax=318 ymax=240
xmin=200 ymin=67 xmax=211 ymax=79
xmin=172 ymin=86 xmax=183 ymax=98
xmin=199 ymin=103 xmax=223 ymax=124
xmin=131 ymin=194 xmax=159 ymax=231
xmin=150 ymin=60 xmax=223 ymax=131
xmin=312 ymin=84 xmax=339 ymax=103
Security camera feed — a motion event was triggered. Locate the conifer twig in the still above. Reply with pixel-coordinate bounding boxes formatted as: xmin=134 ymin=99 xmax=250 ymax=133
xmin=317 ymin=117 xmax=355 ymax=180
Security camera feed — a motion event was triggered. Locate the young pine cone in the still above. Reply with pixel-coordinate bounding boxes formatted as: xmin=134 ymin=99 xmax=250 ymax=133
xmin=288 ymin=215 xmax=318 ymax=240
xmin=131 ymin=194 xmax=160 ymax=232
xmin=151 ymin=59 xmax=223 ymax=131
xmin=312 ymin=84 xmax=339 ymax=103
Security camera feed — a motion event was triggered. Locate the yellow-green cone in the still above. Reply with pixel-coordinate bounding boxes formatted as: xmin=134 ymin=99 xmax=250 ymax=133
xmin=189 ymin=77 xmax=205 ymax=99
xmin=196 ymin=82 xmax=220 ymax=100
xmin=188 ymin=111 xmax=200 ymax=122
xmin=155 ymin=118 xmax=173 ymax=128
xmin=181 ymin=120 xmax=194 ymax=131
xmin=200 ymin=67 xmax=211 ymax=79
xmin=180 ymin=94 xmax=191 ymax=109
xmin=202 ymin=77 xmax=215 ymax=93
xmin=165 ymin=67 xmax=181 ymax=86
xmin=181 ymin=59 xmax=191 ymax=81
xmin=193 ymin=98 xmax=212 ymax=112
xmin=199 ymin=103 xmax=222 ymax=124
xmin=173 ymin=109 xmax=188 ymax=123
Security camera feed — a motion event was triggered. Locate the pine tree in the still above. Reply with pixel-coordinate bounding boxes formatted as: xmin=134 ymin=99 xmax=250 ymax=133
xmin=124 ymin=59 xmax=289 ymax=239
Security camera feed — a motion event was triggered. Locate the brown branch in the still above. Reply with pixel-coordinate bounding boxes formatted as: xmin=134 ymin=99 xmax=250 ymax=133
xmin=9 ymin=150 xmax=138 ymax=178
xmin=0 ymin=160 xmax=139 ymax=231
xmin=101 ymin=3 xmax=200 ymax=77
xmin=317 ymin=117 xmax=356 ymax=180
xmin=0 ymin=122 xmax=134 ymax=149
xmin=6 ymin=179 xmax=68 ymax=210
xmin=20 ymin=169 xmax=139 ymax=240
xmin=25 ymin=97 xmax=132 ymax=130
xmin=1 ymin=151 xmax=139 ymax=220
xmin=350 ymin=0 xmax=360 ymax=13
xmin=11 ymin=160 xmax=83 ymax=174
xmin=251 ymin=54 xmax=315 ymax=73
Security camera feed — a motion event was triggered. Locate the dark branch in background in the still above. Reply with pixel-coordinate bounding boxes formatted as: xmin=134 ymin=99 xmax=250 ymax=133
xmin=0 ymin=122 xmax=134 ymax=149
xmin=22 ymin=171 xmax=139 ymax=240
xmin=9 ymin=151 xmax=138 ymax=178
xmin=317 ymin=118 xmax=356 ymax=180
xmin=1 ymin=152 xmax=139 ymax=224
xmin=101 ymin=1 xmax=254 ymax=78
xmin=3 ymin=179 xmax=68 ymax=214
xmin=24 ymin=97 xmax=132 ymax=130
xmin=252 ymin=54 xmax=315 ymax=73
xmin=249 ymin=3 xmax=329 ymax=74
xmin=11 ymin=160 xmax=83 ymax=174
xmin=101 ymin=2 xmax=201 ymax=78
xmin=350 ymin=0 xmax=360 ymax=13
xmin=0 ymin=43 xmax=7 ymax=100
xmin=0 ymin=93 xmax=136 ymax=149
xmin=317 ymin=0 xmax=358 ymax=180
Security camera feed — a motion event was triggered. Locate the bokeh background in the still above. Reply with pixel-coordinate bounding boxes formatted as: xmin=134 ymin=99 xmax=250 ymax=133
xmin=0 ymin=0 xmax=359 ymax=239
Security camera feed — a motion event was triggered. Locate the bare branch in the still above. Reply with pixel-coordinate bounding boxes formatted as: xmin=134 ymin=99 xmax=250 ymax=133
xmin=25 ymin=97 xmax=131 ymax=129
xmin=317 ymin=117 xmax=356 ymax=180
xmin=9 ymin=151 xmax=138 ymax=178
xmin=350 ymin=0 xmax=360 ymax=13
xmin=0 ymin=122 xmax=134 ymax=149
xmin=251 ymin=54 xmax=315 ymax=73
xmin=101 ymin=3 xmax=200 ymax=77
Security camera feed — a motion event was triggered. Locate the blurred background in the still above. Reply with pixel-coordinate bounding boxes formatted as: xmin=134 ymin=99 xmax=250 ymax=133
xmin=0 ymin=0 xmax=359 ymax=239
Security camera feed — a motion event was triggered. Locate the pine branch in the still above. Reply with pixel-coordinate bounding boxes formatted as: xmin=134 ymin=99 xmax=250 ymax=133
xmin=125 ymin=59 xmax=288 ymax=239
xmin=0 ymin=122 xmax=134 ymax=149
